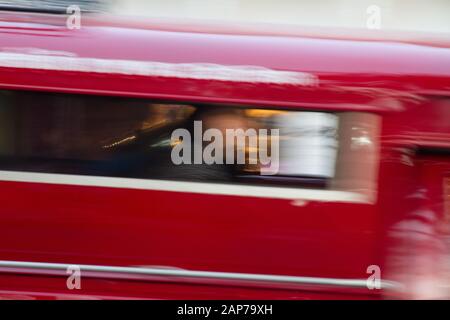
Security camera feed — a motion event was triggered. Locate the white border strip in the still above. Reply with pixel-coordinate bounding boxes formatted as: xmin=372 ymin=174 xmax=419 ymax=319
xmin=0 ymin=260 xmax=395 ymax=289
xmin=0 ymin=170 xmax=368 ymax=203
xmin=0 ymin=51 xmax=318 ymax=86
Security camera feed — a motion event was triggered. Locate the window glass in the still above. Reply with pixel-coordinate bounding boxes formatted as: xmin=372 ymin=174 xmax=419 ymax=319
xmin=0 ymin=89 xmax=378 ymax=194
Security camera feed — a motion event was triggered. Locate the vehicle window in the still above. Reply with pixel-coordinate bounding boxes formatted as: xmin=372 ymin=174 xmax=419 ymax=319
xmin=0 ymin=89 xmax=379 ymax=195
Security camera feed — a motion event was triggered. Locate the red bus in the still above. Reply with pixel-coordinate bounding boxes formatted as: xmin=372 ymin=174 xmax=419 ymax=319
xmin=0 ymin=10 xmax=449 ymax=299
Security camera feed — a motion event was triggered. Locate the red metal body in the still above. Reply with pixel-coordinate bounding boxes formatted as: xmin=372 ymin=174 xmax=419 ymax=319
xmin=0 ymin=12 xmax=449 ymax=299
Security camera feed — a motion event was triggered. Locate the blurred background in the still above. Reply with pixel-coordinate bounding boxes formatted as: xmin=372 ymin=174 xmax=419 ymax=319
xmin=112 ymin=0 xmax=450 ymax=33
xmin=0 ymin=0 xmax=449 ymax=33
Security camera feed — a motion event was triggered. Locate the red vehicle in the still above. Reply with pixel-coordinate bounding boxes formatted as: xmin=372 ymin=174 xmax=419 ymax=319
xmin=0 ymin=10 xmax=449 ymax=300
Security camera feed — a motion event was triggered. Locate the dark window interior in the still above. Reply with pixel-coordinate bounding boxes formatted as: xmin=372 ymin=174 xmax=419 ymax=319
xmin=0 ymin=89 xmax=341 ymax=188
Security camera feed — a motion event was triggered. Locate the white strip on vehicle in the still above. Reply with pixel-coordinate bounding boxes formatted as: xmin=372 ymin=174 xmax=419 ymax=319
xmin=0 ymin=51 xmax=318 ymax=85
xmin=0 ymin=170 xmax=368 ymax=203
